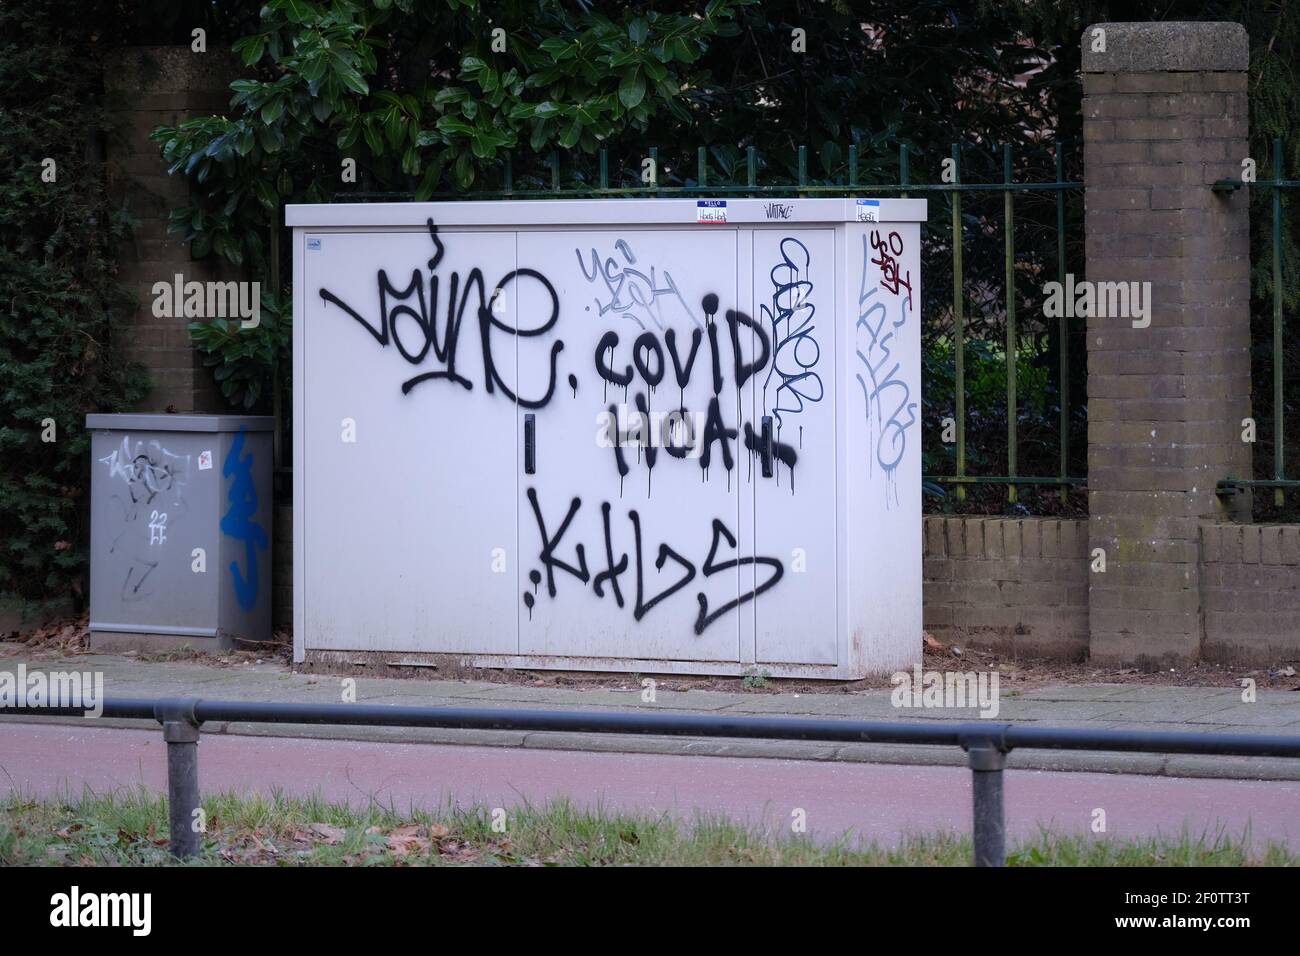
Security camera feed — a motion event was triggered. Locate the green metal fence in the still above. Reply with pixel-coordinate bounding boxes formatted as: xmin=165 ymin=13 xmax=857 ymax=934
xmin=1215 ymin=137 xmax=1297 ymax=507
xmin=342 ymin=140 xmax=1086 ymax=504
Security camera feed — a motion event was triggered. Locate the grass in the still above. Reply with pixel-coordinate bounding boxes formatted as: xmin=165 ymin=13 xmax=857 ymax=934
xmin=1 ymin=790 xmax=1294 ymax=866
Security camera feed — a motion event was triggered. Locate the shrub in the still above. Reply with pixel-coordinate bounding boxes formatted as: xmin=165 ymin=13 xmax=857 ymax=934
xmin=0 ymin=4 xmax=149 ymax=606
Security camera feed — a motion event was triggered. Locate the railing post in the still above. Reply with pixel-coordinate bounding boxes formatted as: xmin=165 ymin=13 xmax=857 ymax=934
xmin=1002 ymin=142 xmax=1017 ymax=505
xmin=950 ymin=143 xmax=966 ymax=500
xmin=962 ymin=731 xmax=1009 ymax=867
xmin=1055 ymin=138 xmax=1069 ymax=505
xmin=1272 ymin=136 xmax=1284 ymax=507
xmin=155 ymin=699 xmax=202 ymax=859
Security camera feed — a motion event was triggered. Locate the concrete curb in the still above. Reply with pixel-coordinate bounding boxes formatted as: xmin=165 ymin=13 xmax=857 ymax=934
xmin=13 ymin=715 xmax=1300 ymax=782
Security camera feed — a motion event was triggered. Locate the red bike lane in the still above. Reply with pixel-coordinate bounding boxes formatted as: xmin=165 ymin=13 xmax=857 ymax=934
xmin=3 ymin=722 xmax=1297 ymax=847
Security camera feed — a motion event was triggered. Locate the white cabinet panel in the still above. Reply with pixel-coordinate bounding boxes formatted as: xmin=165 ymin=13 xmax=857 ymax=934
xmin=515 ymin=229 xmax=746 ymax=661
xmin=300 ymin=228 xmax=519 ymax=653
xmin=750 ymin=229 xmax=838 ymax=664
xmin=845 ymin=220 xmax=924 ymax=675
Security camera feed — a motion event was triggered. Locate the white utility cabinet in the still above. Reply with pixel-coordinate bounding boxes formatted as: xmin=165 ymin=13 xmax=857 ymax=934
xmin=288 ymin=197 xmax=925 ymax=678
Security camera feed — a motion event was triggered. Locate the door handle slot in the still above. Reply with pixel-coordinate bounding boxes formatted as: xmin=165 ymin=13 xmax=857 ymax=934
xmin=761 ymin=415 xmax=773 ymax=478
xmin=524 ymin=414 xmax=536 ymax=474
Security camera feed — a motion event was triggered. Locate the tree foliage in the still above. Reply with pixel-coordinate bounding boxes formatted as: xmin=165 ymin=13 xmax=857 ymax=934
xmin=149 ymin=0 xmax=1299 ymax=515
xmin=0 ymin=2 xmax=150 ymax=605
xmin=152 ymin=0 xmax=1073 ymax=415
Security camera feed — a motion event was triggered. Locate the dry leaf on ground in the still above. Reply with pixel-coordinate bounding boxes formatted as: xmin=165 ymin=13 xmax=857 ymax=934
xmin=308 ymin=822 xmax=345 ymax=844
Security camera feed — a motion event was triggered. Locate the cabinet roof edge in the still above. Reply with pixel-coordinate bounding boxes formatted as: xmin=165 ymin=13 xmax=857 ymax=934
xmin=86 ymin=414 xmax=275 ymax=432
xmin=286 ymin=197 xmax=927 ymax=228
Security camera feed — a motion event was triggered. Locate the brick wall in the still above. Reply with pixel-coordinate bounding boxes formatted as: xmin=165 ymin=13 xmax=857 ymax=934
xmin=104 ymin=46 xmax=240 ymax=413
xmin=922 ymin=517 xmax=1091 ymax=659
xmin=1082 ymin=22 xmax=1252 ymax=664
xmin=1201 ymin=523 xmax=1300 ymax=663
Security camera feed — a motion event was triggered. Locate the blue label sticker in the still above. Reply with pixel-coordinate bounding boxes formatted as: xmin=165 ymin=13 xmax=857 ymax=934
xmin=307 ymin=237 xmax=322 ymax=250
xmin=855 ymin=199 xmax=880 ymax=222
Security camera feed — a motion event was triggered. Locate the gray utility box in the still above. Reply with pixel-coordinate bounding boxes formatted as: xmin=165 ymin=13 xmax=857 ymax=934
xmin=87 ymin=414 xmax=274 ymax=652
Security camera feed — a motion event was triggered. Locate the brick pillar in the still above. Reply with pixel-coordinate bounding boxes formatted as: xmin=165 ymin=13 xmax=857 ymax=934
xmin=104 ymin=46 xmax=240 ymax=413
xmin=1083 ymin=22 xmax=1252 ymax=664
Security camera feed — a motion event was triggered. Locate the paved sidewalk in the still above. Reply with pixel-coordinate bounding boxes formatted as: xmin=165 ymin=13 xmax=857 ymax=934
xmin=3 ymin=649 xmax=1299 ymax=780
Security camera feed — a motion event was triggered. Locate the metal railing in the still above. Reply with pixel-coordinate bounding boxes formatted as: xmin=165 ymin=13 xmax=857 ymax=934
xmin=1215 ymin=137 xmax=1298 ymax=506
xmin=338 ymin=140 xmax=1086 ymax=504
xmin=5 ymin=697 xmax=1299 ymax=866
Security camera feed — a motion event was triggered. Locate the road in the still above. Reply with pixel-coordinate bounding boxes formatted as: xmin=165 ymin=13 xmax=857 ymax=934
xmin=2 ymin=722 xmax=1297 ymax=847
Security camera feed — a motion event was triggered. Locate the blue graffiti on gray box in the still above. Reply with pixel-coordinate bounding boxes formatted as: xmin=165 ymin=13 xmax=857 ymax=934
xmin=220 ymin=429 xmax=267 ymax=610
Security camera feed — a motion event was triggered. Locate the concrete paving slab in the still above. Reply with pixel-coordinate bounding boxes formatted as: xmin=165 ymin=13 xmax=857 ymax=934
xmin=1085 ymin=684 xmax=1255 ymax=703
xmin=214 ymin=722 xmax=533 ymax=751
xmin=974 ymin=700 xmax=1128 ymax=722
xmin=1160 ymin=755 xmax=1300 ymax=781
xmin=1182 ymin=703 xmax=1300 ymax=727
xmin=1012 ymin=684 xmax=1135 ymax=702
xmin=519 ymin=732 xmax=847 ymax=762
xmin=1031 ymin=699 xmax=1248 ymax=722
xmin=1243 ymin=692 xmax=1300 ymax=706
xmin=344 ymin=679 xmax=506 ymax=701
xmin=446 ymin=683 xmax=744 ymax=711
xmin=712 ymin=692 xmax=898 ymax=717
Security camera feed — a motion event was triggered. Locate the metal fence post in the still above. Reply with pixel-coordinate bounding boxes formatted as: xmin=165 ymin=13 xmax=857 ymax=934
xmin=155 ymin=699 xmax=202 ymax=859
xmin=963 ymin=734 xmax=1009 ymax=867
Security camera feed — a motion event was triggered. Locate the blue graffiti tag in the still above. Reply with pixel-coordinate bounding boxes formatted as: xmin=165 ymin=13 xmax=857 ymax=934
xmin=855 ymin=231 xmax=918 ymax=509
xmin=220 ymin=429 xmax=268 ymax=610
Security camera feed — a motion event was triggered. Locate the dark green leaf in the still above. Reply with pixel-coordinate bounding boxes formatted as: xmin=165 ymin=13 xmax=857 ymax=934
xmin=618 ymin=70 xmax=645 ymax=109
xmin=558 ymin=116 xmax=582 ymax=149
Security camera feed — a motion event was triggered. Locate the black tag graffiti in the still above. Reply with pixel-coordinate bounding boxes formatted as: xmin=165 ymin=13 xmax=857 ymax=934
xmin=524 ymin=491 xmax=785 ymax=636
xmin=320 ymin=219 xmax=563 ymax=408
xmin=525 ymin=487 xmax=589 ymax=598
xmin=693 ymin=518 xmax=784 ymax=635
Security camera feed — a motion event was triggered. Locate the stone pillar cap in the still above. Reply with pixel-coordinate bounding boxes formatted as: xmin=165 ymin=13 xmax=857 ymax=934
xmin=104 ymin=45 xmax=240 ymax=94
xmin=1082 ymin=21 xmax=1248 ymax=73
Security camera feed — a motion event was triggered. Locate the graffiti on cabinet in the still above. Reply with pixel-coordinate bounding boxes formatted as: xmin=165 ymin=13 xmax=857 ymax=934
xmin=220 ymin=429 xmax=268 ymax=611
xmin=761 ymin=237 xmax=824 ymax=443
xmin=576 ymin=238 xmax=700 ymax=331
xmin=521 ymin=488 xmax=783 ymax=635
xmin=854 ymin=229 xmax=918 ymax=506
xmin=314 ymin=225 xmax=862 ymax=636
xmin=98 ymin=437 xmax=191 ymax=601
xmin=319 ymin=218 xmax=564 ymax=408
